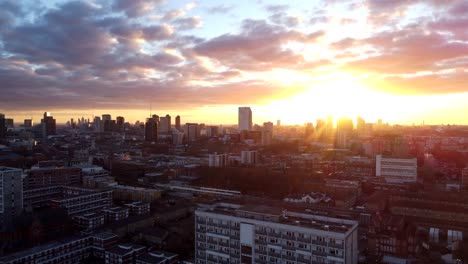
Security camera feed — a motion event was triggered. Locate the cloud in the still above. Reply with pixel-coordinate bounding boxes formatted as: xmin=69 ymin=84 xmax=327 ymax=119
xmin=173 ymin=16 xmax=202 ymax=31
xmin=113 ymin=0 xmax=163 ymax=17
xmin=206 ymin=4 xmax=233 ymax=14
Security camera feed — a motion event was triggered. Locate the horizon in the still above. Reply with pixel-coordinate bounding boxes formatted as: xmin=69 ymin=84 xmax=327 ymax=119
xmin=1 ymin=0 xmax=467 ymax=125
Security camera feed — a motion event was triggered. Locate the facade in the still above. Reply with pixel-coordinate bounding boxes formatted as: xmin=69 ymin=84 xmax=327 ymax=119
xmin=0 ymin=233 xmax=118 ymax=264
xmin=24 ymin=165 xmax=81 ymax=190
xmin=238 ymin=107 xmax=252 ymax=132
xmin=195 ymin=203 xmax=359 ymax=264
xmin=208 ymin=153 xmax=229 ymax=168
xmin=49 ymin=186 xmax=113 ymax=216
xmin=375 ymin=155 xmax=417 ymax=183
xmin=241 ymin=151 xmax=257 ymax=165
xmin=0 ymin=167 xmax=23 ymax=230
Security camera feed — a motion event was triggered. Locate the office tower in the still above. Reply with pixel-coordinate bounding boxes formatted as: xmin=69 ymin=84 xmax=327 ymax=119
xmin=195 ymin=203 xmax=359 ymax=264
xmin=241 ymin=150 xmax=257 ymax=165
xmin=159 ymin=114 xmax=171 ymax=134
xmin=41 ymin=112 xmax=56 ymax=139
xmin=94 ymin=116 xmax=102 ymax=132
xmin=0 ymin=113 xmax=5 ymax=138
xmin=316 ymin=119 xmax=326 ymax=142
xmin=0 ymin=167 xmax=23 ymax=230
xmin=276 ymin=120 xmax=281 ymax=127
xmin=116 ymin=116 xmax=125 ymax=132
xmin=175 ymin=115 xmax=181 ymax=131
xmin=186 ymin=123 xmax=199 ymax=142
xmin=145 ymin=116 xmax=158 ymax=142
xmin=24 ymin=119 xmax=33 ymax=129
xmin=356 ymin=116 xmax=365 ymax=136
xmin=262 ymin=122 xmax=273 ymax=145
xmin=326 ymin=115 xmax=333 ymax=139
xmin=304 ymin=123 xmax=314 ymax=140
xmin=238 ymin=107 xmax=252 ymax=131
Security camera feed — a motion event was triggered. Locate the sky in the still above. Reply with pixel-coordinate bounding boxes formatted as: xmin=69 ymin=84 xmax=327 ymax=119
xmin=0 ymin=0 xmax=467 ymax=125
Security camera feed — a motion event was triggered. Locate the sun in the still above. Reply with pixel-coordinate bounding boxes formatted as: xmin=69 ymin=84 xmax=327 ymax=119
xmin=265 ymin=75 xmax=394 ymax=125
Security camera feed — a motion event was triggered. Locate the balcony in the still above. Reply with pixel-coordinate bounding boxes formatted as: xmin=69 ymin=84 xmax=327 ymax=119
xmin=312 ymin=250 xmax=328 ymax=257
xmin=312 ymin=240 xmax=328 ymax=246
xmin=297 ymin=237 xmax=311 ymax=243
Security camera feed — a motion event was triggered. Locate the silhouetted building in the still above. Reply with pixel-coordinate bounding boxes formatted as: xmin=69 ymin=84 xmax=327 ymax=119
xmin=145 ymin=117 xmax=158 ymax=142
xmin=238 ymin=107 xmax=252 ymax=131
xmin=175 ymin=115 xmax=181 ymax=131
xmin=356 ymin=116 xmax=365 ymax=136
xmin=0 ymin=113 xmax=6 ymax=138
xmin=316 ymin=118 xmax=326 ymax=142
xmin=116 ymin=116 xmax=125 ymax=132
xmin=41 ymin=112 xmax=56 ymax=139
xmin=305 ymin=122 xmax=314 ymax=140
xmin=94 ymin=116 xmax=102 ymax=132
xmin=24 ymin=119 xmax=33 ymax=128
xmin=4 ymin=118 xmax=13 ymax=128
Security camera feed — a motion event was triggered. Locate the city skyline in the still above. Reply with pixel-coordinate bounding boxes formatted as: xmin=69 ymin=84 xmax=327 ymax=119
xmin=1 ymin=0 xmax=468 ymax=125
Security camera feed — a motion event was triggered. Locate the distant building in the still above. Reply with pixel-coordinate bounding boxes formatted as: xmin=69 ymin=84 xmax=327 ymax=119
xmin=145 ymin=117 xmax=158 ymax=142
xmin=206 ymin=126 xmax=219 ymax=137
xmin=0 ymin=167 xmax=23 ymax=230
xmin=175 ymin=115 xmax=181 ymax=131
xmin=262 ymin=122 xmax=273 ymax=145
xmin=208 ymin=153 xmax=229 ymax=168
xmin=238 ymin=107 xmax=252 ymax=131
xmin=94 ymin=116 xmax=103 ymax=132
xmin=186 ymin=123 xmax=199 ymax=142
xmin=116 ymin=116 xmax=125 ymax=132
xmin=375 ymin=155 xmax=417 ymax=183
xmin=195 ymin=202 xmax=359 ymax=264
xmin=241 ymin=150 xmax=257 ymax=165
xmin=41 ymin=112 xmax=56 ymax=139
xmin=356 ymin=116 xmax=365 ymax=136
xmin=4 ymin=118 xmax=13 ymax=128
xmin=24 ymin=119 xmax=33 ymax=128
xmin=159 ymin=114 xmax=171 ymax=135
xmin=0 ymin=113 xmax=6 ymax=138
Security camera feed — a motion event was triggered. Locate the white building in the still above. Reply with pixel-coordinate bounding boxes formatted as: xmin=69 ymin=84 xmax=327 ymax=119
xmin=208 ymin=153 xmax=229 ymax=168
xmin=241 ymin=151 xmax=257 ymax=165
xmin=375 ymin=155 xmax=417 ymax=183
xmin=0 ymin=167 xmax=23 ymax=230
xmin=238 ymin=107 xmax=252 ymax=131
xmin=195 ymin=202 xmax=359 ymax=264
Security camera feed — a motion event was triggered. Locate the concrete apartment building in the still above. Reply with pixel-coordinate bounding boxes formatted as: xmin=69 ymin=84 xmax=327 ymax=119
xmin=0 ymin=167 xmax=23 ymax=230
xmin=375 ymin=155 xmax=417 ymax=183
xmin=195 ymin=202 xmax=359 ymax=264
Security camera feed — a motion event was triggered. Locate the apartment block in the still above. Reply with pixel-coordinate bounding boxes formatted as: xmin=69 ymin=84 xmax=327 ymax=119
xmin=195 ymin=203 xmax=359 ymax=264
xmin=375 ymin=155 xmax=417 ymax=183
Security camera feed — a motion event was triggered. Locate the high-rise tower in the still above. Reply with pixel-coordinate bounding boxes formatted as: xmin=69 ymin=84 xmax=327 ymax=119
xmin=238 ymin=107 xmax=252 ymax=131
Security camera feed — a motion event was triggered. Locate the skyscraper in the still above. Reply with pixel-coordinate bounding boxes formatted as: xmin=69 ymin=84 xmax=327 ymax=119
xmin=0 ymin=167 xmax=23 ymax=230
xmin=0 ymin=113 xmax=5 ymax=138
xmin=116 ymin=116 xmax=125 ymax=133
xmin=145 ymin=116 xmax=158 ymax=142
xmin=159 ymin=114 xmax=171 ymax=134
xmin=175 ymin=115 xmax=181 ymax=131
xmin=93 ymin=116 xmax=102 ymax=132
xmin=238 ymin=107 xmax=252 ymax=131
xmin=186 ymin=123 xmax=199 ymax=142
xmin=262 ymin=122 xmax=273 ymax=145
xmin=356 ymin=116 xmax=365 ymax=136
xmin=41 ymin=112 xmax=56 ymax=139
